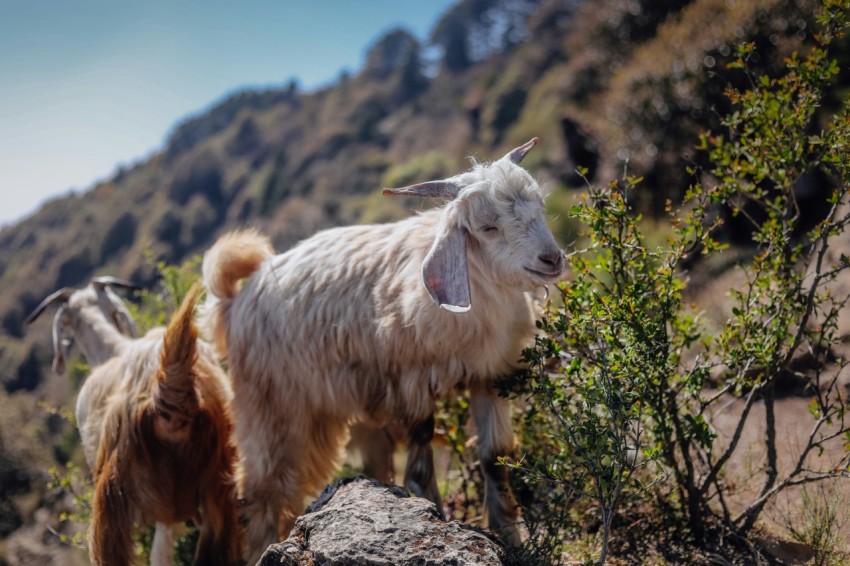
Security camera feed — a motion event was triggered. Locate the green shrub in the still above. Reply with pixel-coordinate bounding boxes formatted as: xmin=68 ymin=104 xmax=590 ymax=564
xmin=47 ymin=462 xmax=91 ymax=549
xmin=512 ymin=1 xmax=850 ymax=563
xmin=128 ymin=252 xmax=203 ymax=334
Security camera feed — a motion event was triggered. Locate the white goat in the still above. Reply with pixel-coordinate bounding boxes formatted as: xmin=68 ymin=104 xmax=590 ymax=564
xmin=28 ymin=281 xmax=241 ymax=565
xmin=25 ymin=276 xmax=140 ymax=375
xmin=201 ymin=138 xmax=564 ymax=561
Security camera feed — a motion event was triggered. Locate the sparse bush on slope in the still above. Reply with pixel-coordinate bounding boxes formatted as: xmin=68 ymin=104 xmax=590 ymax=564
xmin=512 ymin=1 xmax=850 ymax=563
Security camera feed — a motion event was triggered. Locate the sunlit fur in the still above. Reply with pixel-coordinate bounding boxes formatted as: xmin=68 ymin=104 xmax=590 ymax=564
xmin=81 ymin=286 xmax=240 ymax=566
xmin=200 ymin=154 xmax=563 ymax=562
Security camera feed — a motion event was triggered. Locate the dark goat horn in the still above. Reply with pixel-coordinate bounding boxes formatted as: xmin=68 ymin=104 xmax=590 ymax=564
xmin=91 ymin=276 xmax=143 ymax=291
xmin=25 ymin=288 xmax=75 ymax=325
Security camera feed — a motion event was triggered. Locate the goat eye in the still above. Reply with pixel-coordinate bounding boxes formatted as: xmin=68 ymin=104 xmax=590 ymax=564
xmin=480 ymin=225 xmax=498 ymax=233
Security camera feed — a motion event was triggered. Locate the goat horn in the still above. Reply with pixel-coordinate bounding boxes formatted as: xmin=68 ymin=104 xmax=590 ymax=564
xmin=25 ymin=288 xmax=75 ymax=325
xmin=505 ymin=137 xmax=540 ymax=164
xmin=91 ymin=276 xmax=143 ymax=291
xmin=383 ymin=180 xmax=460 ymax=200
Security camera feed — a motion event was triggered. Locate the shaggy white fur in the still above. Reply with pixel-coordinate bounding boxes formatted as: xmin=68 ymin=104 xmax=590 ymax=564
xmin=201 ymin=139 xmax=564 ymax=562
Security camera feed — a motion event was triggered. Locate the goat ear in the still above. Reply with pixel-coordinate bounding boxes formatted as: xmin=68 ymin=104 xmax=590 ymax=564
xmin=112 ymin=310 xmax=138 ymax=339
xmin=51 ymin=307 xmax=72 ymax=376
xmin=383 ymin=180 xmax=460 ymax=200
xmin=94 ymin=286 xmax=138 ymax=338
xmin=422 ymin=204 xmax=471 ymax=313
xmin=503 ymin=137 xmax=540 ymax=164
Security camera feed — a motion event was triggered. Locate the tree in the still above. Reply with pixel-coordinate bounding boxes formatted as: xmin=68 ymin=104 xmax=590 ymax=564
xmin=430 ymin=0 xmax=543 ymax=72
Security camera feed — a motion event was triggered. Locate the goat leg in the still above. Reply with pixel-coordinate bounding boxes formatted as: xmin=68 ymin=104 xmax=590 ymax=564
xmin=470 ymin=386 xmax=521 ymax=545
xmin=403 ymin=414 xmax=444 ymax=517
xmin=348 ymin=422 xmax=396 ymax=484
xmin=150 ymin=522 xmax=175 ymax=566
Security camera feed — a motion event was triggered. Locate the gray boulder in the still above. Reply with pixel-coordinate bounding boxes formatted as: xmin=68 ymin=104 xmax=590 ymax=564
xmin=257 ymin=477 xmax=512 ymax=565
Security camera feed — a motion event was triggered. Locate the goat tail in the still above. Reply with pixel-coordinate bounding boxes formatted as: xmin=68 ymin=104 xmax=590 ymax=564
xmin=156 ymin=283 xmax=202 ymax=417
xmin=203 ymin=229 xmax=273 ymax=300
xmin=199 ymin=229 xmax=273 ymax=355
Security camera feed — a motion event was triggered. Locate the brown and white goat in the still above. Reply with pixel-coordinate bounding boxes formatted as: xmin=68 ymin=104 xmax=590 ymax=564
xmin=201 ymin=139 xmax=564 ymax=562
xmin=29 ymin=283 xmax=241 ymax=565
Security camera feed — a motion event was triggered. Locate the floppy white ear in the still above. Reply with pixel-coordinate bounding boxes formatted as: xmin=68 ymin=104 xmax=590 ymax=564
xmin=51 ymin=306 xmax=72 ymax=376
xmin=422 ymin=203 xmax=470 ymax=313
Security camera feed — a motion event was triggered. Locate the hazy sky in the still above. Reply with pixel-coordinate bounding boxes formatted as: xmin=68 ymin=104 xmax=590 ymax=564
xmin=0 ymin=0 xmax=455 ymax=227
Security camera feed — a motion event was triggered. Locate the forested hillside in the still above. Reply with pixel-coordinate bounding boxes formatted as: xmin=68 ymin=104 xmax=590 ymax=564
xmin=0 ymin=0 xmax=845 ymax=562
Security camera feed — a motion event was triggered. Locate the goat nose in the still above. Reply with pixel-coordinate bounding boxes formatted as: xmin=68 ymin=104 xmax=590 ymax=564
xmin=538 ymin=251 xmax=563 ymax=268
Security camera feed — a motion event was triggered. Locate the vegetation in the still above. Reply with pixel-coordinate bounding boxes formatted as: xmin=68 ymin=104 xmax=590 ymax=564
xmin=506 ymin=1 xmax=850 ymax=563
xmin=777 ymin=480 xmax=849 ymax=565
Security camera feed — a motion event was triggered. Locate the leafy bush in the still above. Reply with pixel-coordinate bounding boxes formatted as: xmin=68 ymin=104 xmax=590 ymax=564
xmin=127 ymin=252 xmax=202 ymax=335
xmin=512 ymin=1 xmax=850 ymax=563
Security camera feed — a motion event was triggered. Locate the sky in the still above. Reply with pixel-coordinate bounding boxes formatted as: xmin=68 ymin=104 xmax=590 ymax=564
xmin=0 ymin=0 xmax=455 ymax=227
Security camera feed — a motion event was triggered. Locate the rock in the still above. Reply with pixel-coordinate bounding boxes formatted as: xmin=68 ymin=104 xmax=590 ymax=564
xmin=257 ymin=478 xmax=510 ymax=566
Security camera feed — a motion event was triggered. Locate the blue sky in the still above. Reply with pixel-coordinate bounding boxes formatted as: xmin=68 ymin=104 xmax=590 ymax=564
xmin=0 ymin=0 xmax=455 ymax=226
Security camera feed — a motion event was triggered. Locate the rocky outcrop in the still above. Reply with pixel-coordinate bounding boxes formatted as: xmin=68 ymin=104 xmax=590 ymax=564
xmin=257 ymin=478 xmax=513 ymax=566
